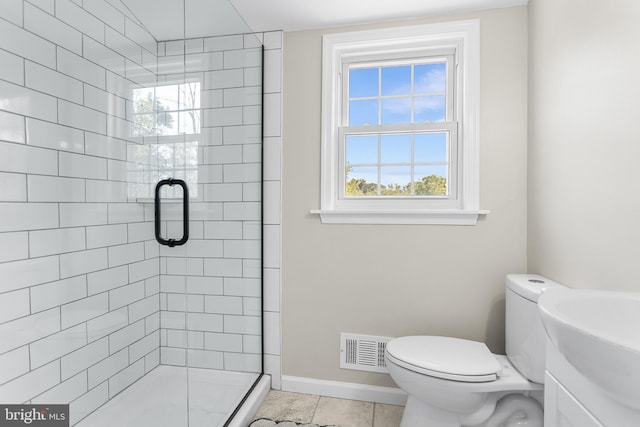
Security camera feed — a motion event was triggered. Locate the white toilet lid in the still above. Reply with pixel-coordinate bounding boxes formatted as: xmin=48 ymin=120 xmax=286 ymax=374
xmin=385 ymin=336 xmax=502 ymax=382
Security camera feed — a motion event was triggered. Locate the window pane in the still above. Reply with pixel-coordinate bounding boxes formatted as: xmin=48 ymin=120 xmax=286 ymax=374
xmin=380 ymin=134 xmax=410 ymax=163
xmin=414 ymin=133 xmax=447 ymax=163
xmin=381 ymin=97 xmax=410 ymax=124
xmin=157 ymin=143 xmax=178 ymax=169
xmin=133 ymin=88 xmax=155 ymax=113
xmin=414 ymin=166 xmax=447 ymax=196
xmin=178 ymin=110 xmax=201 ymax=135
xmin=349 ymin=99 xmax=378 ymax=125
xmin=179 ymin=82 xmax=201 ymax=109
xmin=157 ymin=111 xmax=178 ymax=136
xmin=346 ymin=135 xmax=378 ymax=164
xmin=349 ymin=68 xmax=379 ymax=98
xmin=414 ymin=96 xmax=445 ymax=122
xmin=381 ymin=66 xmax=411 ymax=96
xmin=414 ymin=63 xmax=446 ymax=94
xmin=345 ymin=166 xmax=378 ymax=196
xmin=155 ymin=85 xmax=180 ymax=111
xmin=134 ymin=113 xmax=156 ymax=137
xmin=380 ymin=166 xmax=411 ymax=196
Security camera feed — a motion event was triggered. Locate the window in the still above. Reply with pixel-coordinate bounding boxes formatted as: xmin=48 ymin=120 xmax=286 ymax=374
xmin=129 ymin=81 xmax=201 ymax=200
xmin=316 ymin=21 xmax=484 ymax=224
xmin=343 ymin=58 xmax=455 ymax=199
xmin=132 ymin=82 xmax=201 ymax=137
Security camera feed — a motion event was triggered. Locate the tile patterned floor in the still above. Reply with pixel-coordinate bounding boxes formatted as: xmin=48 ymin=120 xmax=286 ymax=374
xmin=254 ymin=390 xmax=404 ymax=427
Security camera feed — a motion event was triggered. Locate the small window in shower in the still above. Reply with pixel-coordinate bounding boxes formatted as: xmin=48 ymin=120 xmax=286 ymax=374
xmin=129 ymin=81 xmax=201 ymax=200
xmin=133 ymin=82 xmax=201 ymax=137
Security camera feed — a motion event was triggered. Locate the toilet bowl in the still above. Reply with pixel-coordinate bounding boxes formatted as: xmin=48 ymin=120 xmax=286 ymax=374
xmin=385 ymin=274 xmax=564 ymax=427
xmin=385 ymin=337 xmax=542 ymax=426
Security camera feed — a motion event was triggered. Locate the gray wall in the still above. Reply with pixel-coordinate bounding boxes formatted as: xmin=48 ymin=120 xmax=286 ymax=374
xmin=282 ymin=6 xmax=528 ymax=387
xmin=528 ymin=0 xmax=640 ymax=291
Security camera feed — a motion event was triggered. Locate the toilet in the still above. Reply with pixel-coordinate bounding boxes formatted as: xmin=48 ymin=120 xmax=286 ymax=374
xmin=385 ymin=274 xmax=565 ymax=427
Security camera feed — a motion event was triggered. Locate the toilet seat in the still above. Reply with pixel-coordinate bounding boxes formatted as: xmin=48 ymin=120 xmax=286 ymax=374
xmin=385 ymin=336 xmax=502 ymax=383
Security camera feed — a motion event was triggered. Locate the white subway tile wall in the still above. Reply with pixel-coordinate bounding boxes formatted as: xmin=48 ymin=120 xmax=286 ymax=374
xmin=261 ymin=31 xmax=283 ymax=390
xmin=0 ymin=0 xmax=284 ymax=422
xmin=153 ymin=31 xmax=271 ymax=378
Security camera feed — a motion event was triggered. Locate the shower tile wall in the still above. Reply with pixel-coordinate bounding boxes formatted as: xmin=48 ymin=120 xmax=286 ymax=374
xmin=154 ymin=34 xmax=264 ymax=373
xmin=0 ymin=3 xmax=282 ymax=424
xmin=261 ymin=31 xmax=283 ymax=390
xmin=0 ymin=0 xmax=160 ymax=424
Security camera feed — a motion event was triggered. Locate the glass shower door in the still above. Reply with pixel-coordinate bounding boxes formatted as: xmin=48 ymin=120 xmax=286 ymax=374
xmin=143 ymin=2 xmax=265 ymax=425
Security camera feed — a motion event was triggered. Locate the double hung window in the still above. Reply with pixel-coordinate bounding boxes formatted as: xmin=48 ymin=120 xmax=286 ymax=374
xmin=317 ymin=21 xmax=482 ymax=224
xmin=343 ymin=55 xmax=456 ymax=200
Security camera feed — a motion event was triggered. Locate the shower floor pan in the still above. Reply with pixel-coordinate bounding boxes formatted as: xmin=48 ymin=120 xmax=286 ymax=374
xmin=76 ymin=365 xmax=268 ymax=427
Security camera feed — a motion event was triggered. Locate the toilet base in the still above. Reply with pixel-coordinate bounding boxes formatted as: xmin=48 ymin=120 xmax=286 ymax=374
xmin=399 ymin=395 xmax=494 ymax=427
xmin=399 ymin=393 xmax=543 ymax=427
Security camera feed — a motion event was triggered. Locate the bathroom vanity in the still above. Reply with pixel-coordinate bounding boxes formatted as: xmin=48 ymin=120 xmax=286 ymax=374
xmin=544 ymin=344 xmax=601 ymax=426
xmin=539 ymin=289 xmax=640 ymax=426
xmin=544 ymin=341 xmax=640 ymax=426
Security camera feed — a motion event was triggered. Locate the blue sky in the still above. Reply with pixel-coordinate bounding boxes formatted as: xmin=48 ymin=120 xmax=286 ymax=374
xmin=346 ymin=133 xmax=448 ymax=186
xmin=348 ymin=63 xmax=446 ymax=126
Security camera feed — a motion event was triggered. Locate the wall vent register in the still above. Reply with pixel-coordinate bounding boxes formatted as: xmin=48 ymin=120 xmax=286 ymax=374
xmin=340 ymin=332 xmax=393 ymax=373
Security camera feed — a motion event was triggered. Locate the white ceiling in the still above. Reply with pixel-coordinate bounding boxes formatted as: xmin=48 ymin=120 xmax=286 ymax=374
xmin=121 ymin=0 xmax=528 ymax=41
xmin=120 ymin=0 xmax=253 ymax=40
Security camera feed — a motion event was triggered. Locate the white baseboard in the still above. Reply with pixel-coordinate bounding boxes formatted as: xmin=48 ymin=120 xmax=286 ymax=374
xmin=281 ymin=375 xmax=407 ymax=406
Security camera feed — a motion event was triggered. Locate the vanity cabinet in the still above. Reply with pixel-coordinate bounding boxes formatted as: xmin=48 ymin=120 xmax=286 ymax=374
xmin=544 ymin=372 xmax=602 ymax=427
xmin=544 ymin=338 xmax=640 ymax=427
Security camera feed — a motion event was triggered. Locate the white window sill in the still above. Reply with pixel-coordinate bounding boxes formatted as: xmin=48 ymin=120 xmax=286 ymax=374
xmin=310 ymin=209 xmax=489 ymax=225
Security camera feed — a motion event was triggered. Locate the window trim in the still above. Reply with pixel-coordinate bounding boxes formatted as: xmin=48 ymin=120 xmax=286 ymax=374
xmin=315 ymin=20 xmax=485 ymax=225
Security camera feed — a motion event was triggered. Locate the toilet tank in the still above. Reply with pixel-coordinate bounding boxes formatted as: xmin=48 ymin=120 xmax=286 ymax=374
xmin=505 ymin=274 xmax=566 ymax=384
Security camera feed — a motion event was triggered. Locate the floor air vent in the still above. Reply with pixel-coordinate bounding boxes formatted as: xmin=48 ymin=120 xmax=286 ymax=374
xmin=340 ymin=333 xmax=394 ymax=373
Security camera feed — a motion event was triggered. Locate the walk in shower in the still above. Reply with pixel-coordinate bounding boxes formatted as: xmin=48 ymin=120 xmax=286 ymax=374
xmin=0 ymin=0 xmax=268 ymax=425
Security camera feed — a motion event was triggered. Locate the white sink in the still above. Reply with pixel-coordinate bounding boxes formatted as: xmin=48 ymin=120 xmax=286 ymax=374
xmin=538 ymin=288 xmax=640 ymax=411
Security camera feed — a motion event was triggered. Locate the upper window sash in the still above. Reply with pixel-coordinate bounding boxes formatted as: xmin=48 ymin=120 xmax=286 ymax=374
xmin=341 ymin=53 xmax=456 ymax=127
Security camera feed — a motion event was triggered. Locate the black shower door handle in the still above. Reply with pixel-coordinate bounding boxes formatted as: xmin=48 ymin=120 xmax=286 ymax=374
xmin=155 ymin=178 xmax=189 ymax=247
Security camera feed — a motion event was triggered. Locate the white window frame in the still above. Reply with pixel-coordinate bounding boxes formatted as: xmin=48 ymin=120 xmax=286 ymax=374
xmin=314 ymin=20 xmax=485 ymax=225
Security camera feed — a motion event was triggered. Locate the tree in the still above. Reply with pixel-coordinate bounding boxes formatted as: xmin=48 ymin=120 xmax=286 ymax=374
xmin=380 ymin=183 xmax=410 ymax=196
xmin=345 ymin=162 xmax=447 ymax=196
xmin=180 ymin=82 xmax=200 ymax=134
xmin=133 ymin=92 xmax=175 ymax=137
xmin=346 ymin=178 xmax=378 ymax=196
xmin=414 ymin=175 xmax=447 ymax=195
